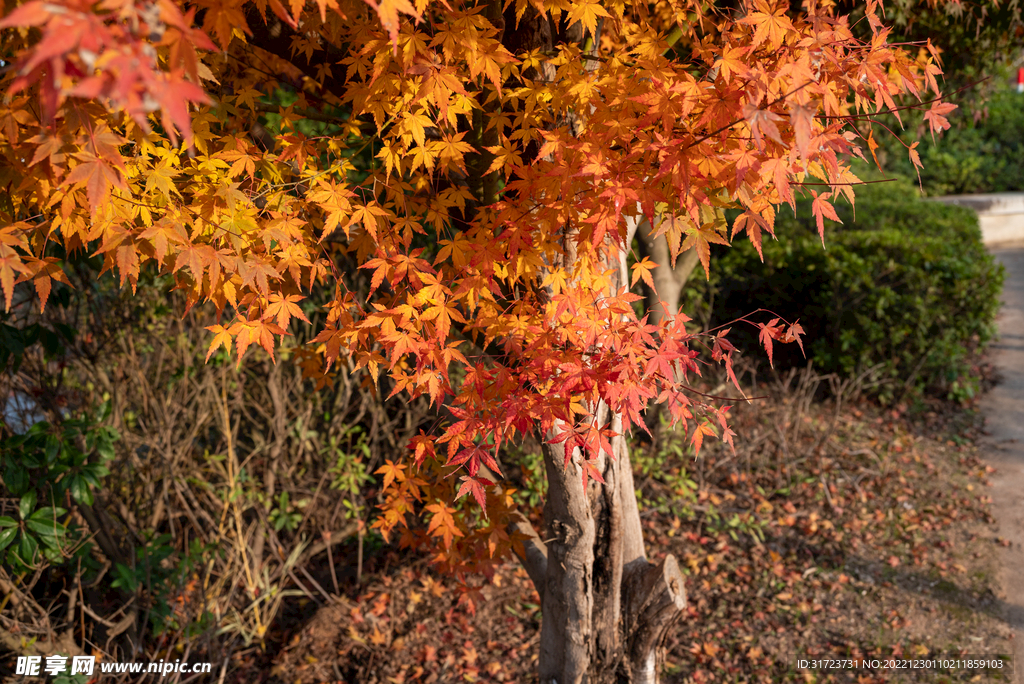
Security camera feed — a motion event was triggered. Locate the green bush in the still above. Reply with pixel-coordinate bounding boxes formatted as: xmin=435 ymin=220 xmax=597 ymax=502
xmin=688 ymin=178 xmax=1004 ymax=403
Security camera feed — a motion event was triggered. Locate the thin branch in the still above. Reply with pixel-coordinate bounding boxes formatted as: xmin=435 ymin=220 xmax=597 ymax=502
xmin=508 ymin=511 xmax=548 ymax=591
xmin=789 ymin=178 xmax=898 ymax=186
xmin=820 ymin=77 xmax=987 ymax=122
xmin=679 ymin=385 xmax=769 ymax=402
xmin=685 ymin=80 xmax=817 ymax=151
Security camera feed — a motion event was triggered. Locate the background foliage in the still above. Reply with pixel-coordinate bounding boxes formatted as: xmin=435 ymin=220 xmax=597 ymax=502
xmin=681 ymin=177 xmax=1004 ymax=404
xmin=875 ymin=79 xmax=1024 ymax=195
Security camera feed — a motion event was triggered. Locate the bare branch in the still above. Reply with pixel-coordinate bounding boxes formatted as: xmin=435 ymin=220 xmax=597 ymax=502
xmin=508 ymin=511 xmax=548 ymax=591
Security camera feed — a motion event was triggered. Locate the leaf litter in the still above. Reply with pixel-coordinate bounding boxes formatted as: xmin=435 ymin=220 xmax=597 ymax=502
xmin=262 ymin=368 xmax=1012 ymax=684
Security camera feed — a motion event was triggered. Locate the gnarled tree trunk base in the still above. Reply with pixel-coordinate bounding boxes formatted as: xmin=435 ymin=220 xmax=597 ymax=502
xmin=621 ymin=555 xmax=686 ymax=684
xmin=511 ymin=429 xmax=687 ymax=684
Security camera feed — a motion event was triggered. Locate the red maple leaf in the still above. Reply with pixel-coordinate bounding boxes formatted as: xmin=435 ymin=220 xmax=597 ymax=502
xmin=455 ymin=475 xmax=494 ymax=514
xmin=757 ymin=317 xmax=785 ymax=368
xmin=447 ymin=444 xmax=503 ymax=478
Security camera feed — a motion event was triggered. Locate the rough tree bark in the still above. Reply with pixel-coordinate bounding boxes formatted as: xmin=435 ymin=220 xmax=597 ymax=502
xmin=513 ymin=425 xmax=687 ymax=684
xmin=510 ymin=215 xmax=687 ymax=684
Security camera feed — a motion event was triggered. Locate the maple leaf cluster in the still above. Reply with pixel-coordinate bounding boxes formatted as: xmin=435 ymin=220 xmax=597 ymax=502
xmin=0 ymin=0 xmax=951 ymax=570
xmin=0 ymin=0 xmax=213 ymax=143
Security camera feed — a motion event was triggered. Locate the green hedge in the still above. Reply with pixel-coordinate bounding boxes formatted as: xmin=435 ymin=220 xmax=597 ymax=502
xmin=689 ymin=179 xmax=1005 ymax=402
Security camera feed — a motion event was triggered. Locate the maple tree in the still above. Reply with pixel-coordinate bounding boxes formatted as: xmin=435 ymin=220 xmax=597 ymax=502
xmin=0 ymin=0 xmax=955 ymax=677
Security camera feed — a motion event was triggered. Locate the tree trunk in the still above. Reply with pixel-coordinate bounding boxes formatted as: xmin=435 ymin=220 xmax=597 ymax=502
xmin=511 ymin=219 xmax=687 ymax=684
xmin=498 ymin=10 xmax=688 ymax=683
xmin=636 ymin=219 xmax=700 ymax=325
xmin=513 ymin=414 xmax=687 ymax=684
xmin=634 ymin=218 xmax=702 ymax=435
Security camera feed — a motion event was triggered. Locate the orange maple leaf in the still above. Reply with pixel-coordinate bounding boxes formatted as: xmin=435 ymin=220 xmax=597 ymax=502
xmin=376 ymin=459 xmax=408 ymax=491
xmin=0 ymin=245 xmax=29 ymax=312
xmin=714 ymin=45 xmax=749 ymax=84
xmin=264 ymin=293 xmax=311 ymax=330
xmin=810 ymin=191 xmax=842 ymax=245
xmin=425 ymin=502 xmax=464 ymax=550
xmin=235 ymin=319 xmax=287 ymax=364
xmin=630 ymin=256 xmax=657 ymax=289
xmin=15 ymin=256 xmax=71 ymax=313
xmin=364 ymin=0 xmax=422 ymax=49
xmin=64 ymin=156 xmax=128 ymax=212
xmin=923 ymin=101 xmax=957 ymax=142
xmin=739 ymin=1 xmax=795 ymax=50
xmin=680 ymin=223 xmax=730 ymax=281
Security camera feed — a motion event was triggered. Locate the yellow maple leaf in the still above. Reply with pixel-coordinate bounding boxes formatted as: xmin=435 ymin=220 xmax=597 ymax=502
xmin=144 ymin=161 xmax=181 ymax=200
xmin=565 ymin=0 xmax=610 ymax=40
xmin=205 ymin=324 xmax=235 ymax=362
xmin=739 ymin=1 xmax=795 ymax=50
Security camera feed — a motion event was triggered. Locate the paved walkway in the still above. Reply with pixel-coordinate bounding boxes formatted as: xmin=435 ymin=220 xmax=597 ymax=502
xmin=978 ymin=245 xmax=1024 ymax=682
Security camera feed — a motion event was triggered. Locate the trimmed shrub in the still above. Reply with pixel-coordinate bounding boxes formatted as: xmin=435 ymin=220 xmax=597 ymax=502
xmin=687 ymin=178 xmax=1005 ymax=403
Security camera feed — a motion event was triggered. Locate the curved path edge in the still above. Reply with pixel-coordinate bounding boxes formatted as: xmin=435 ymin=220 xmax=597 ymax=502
xmin=978 ymin=244 xmax=1024 ymax=683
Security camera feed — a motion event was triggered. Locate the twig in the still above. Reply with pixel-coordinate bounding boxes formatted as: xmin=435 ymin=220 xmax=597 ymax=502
xmin=300 ymin=522 xmax=359 ymax=565
xmin=296 ymin=563 xmax=334 ymax=605
xmin=324 ymin=530 xmax=340 ymax=595
xmin=216 ymin=655 xmax=230 ymax=684
xmin=820 ymin=473 xmax=838 ymax=514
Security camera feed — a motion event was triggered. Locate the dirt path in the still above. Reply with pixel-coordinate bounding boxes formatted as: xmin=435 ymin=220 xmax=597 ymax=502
xmin=978 ymin=244 xmax=1024 ymax=682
